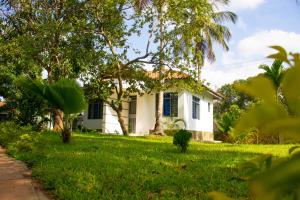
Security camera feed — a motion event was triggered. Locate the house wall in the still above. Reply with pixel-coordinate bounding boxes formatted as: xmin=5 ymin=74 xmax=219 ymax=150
xmin=183 ymin=91 xmax=214 ymax=133
xmin=102 ymin=101 xmax=129 ymax=135
xmin=161 ymin=91 xmax=185 ymax=129
xmin=82 ymin=89 xmax=215 ymax=140
xmin=82 ymin=110 xmax=102 ymax=130
xmin=135 ymin=94 xmax=156 ymax=134
xmin=134 ymin=91 xmax=186 ymax=134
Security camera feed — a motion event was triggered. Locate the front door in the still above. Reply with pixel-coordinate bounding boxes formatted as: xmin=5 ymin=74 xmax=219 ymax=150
xmin=128 ymin=96 xmax=137 ymax=133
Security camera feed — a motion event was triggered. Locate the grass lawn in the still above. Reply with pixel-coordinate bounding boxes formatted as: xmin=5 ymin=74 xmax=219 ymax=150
xmin=12 ymin=133 xmax=292 ymax=200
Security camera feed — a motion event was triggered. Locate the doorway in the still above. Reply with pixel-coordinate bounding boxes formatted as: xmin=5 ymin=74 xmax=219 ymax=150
xmin=128 ymin=96 xmax=137 ymax=133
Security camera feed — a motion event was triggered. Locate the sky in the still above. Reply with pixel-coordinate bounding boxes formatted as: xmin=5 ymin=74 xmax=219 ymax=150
xmin=202 ymin=0 xmax=300 ymax=89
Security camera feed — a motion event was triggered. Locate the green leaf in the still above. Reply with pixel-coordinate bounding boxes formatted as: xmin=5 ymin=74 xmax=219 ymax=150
xmin=235 ymin=76 xmax=277 ymax=104
xmin=250 ymin=155 xmax=300 ymax=200
xmin=281 ymin=65 xmax=300 ymax=116
xmin=289 ymin=146 xmax=300 ymax=155
xmin=267 ymin=46 xmax=290 ymax=65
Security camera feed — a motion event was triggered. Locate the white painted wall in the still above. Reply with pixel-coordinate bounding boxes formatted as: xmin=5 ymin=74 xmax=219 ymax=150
xmin=82 ymin=110 xmax=102 ymax=130
xmin=82 ymin=94 xmax=129 ymax=134
xmin=82 ymin=89 xmax=214 ymax=134
xmin=135 ymin=94 xmax=156 ymax=134
xmin=134 ymin=91 xmax=186 ymax=134
xmin=183 ymin=91 xmax=214 ymax=133
xmin=102 ymin=101 xmax=129 ymax=135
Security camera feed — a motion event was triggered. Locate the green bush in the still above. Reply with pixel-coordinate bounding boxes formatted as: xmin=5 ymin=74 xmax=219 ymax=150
xmin=0 ymin=121 xmax=22 ymax=146
xmin=216 ymin=105 xmax=242 ymax=141
xmin=173 ymin=129 xmax=192 ymax=153
xmin=13 ymin=133 xmax=38 ymax=152
xmin=0 ymin=121 xmax=38 ymax=153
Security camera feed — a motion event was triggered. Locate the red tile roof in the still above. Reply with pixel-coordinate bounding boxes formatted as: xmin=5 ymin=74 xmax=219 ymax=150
xmin=0 ymin=102 xmax=5 ymax=107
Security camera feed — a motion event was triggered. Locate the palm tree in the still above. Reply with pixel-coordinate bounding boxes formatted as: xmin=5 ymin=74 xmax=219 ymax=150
xmin=133 ymin=0 xmax=236 ymax=135
xmin=195 ymin=10 xmax=237 ymax=81
xmin=259 ymin=60 xmax=284 ymax=143
xmin=133 ymin=0 xmax=167 ymax=135
xmin=20 ymin=78 xmax=87 ymax=143
xmin=259 ymin=60 xmax=284 ymax=90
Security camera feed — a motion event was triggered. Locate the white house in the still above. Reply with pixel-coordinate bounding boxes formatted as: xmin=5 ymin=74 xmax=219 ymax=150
xmin=81 ymin=75 xmax=222 ymax=141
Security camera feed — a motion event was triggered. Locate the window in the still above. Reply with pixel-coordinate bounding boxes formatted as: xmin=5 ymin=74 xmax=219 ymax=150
xmin=88 ymin=101 xmax=103 ymax=119
xmin=208 ymin=102 xmax=211 ymax=112
xmin=156 ymin=93 xmax=178 ymax=117
xmin=128 ymin=118 xmax=136 ymax=133
xmin=129 ymin=96 xmax=137 ymax=115
xmin=192 ymin=96 xmax=200 ymax=119
xmin=163 ymin=93 xmax=178 ymax=117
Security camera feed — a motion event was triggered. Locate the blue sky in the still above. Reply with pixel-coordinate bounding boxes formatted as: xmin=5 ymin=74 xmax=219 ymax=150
xmin=202 ymin=0 xmax=300 ymax=88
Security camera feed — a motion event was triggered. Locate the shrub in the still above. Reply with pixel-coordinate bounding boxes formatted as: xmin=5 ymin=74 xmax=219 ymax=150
xmin=173 ymin=129 xmax=192 ymax=153
xmin=216 ymin=105 xmax=242 ymax=140
xmin=14 ymin=133 xmax=38 ymax=152
xmin=0 ymin=121 xmax=38 ymax=153
xmin=0 ymin=121 xmax=23 ymax=146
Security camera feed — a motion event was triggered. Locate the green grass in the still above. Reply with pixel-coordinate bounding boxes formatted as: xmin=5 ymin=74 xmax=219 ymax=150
xmin=12 ymin=133 xmax=292 ymax=200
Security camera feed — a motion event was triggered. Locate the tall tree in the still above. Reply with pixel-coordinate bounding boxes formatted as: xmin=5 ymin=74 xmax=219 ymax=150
xmin=134 ymin=0 xmax=237 ymax=135
xmin=82 ymin=0 xmax=157 ymax=135
xmin=0 ymin=0 xmax=96 ymax=131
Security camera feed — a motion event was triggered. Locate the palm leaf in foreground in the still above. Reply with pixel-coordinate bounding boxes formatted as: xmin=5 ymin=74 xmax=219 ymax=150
xmin=233 ymin=47 xmax=300 ymax=199
xmin=19 ymin=78 xmax=87 ymax=143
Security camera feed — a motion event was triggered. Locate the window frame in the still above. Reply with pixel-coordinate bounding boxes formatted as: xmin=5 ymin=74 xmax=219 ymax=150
xmin=129 ymin=96 xmax=137 ymax=115
xmin=192 ymin=96 xmax=200 ymax=120
xmin=88 ymin=101 xmax=103 ymax=119
xmin=157 ymin=92 xmax=178 ymax=117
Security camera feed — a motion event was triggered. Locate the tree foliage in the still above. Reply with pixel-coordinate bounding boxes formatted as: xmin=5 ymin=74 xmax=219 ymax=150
xmin=82 ymin=0 xmax=157 ymax=135
xmin=1 ymin=0 xmax=236 ymax=136
xmin=0 ymin=0 xmax=96 ymax=81
xmin=217 ymin=105 xmax=242 ymax=134
xmin=133 ymin=0 xmax=237 ymax=134
xmin=214 ymin=80 xmax=254 ymax=120
xmin=0 ymin=0 xmax=97 ymax=129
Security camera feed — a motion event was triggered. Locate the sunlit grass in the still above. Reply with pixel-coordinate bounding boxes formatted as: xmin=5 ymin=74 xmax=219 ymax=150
xmin=13 ymin=133 xmax=292 ymax=200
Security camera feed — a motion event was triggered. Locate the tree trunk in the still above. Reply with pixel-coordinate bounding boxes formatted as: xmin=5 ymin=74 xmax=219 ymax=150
xmin=116 ymin=110 xmax=128 ymax=136
xmin=53 ymin=109 xmax=63 ymax=132
xmin=62 ymin=128 xmax=71 ymax=143
xmin=153 ymin=91 xmax=164 ymax=135
xmin=153 ymin=4 xmax=165 ymax=136
xmin=46 ymin=68 xmax=64 ymax=132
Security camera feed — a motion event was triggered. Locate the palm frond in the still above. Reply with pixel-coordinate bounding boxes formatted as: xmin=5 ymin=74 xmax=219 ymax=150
xmin=213 ymin=11 xmax=238 ymax=24
xmin=20 ymin=78 xmax=87 ymax=115
xmin=133 ymin=0 xmax=152 ymax=11
xmin=49 ymin=79 xmax=87 ymax=114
